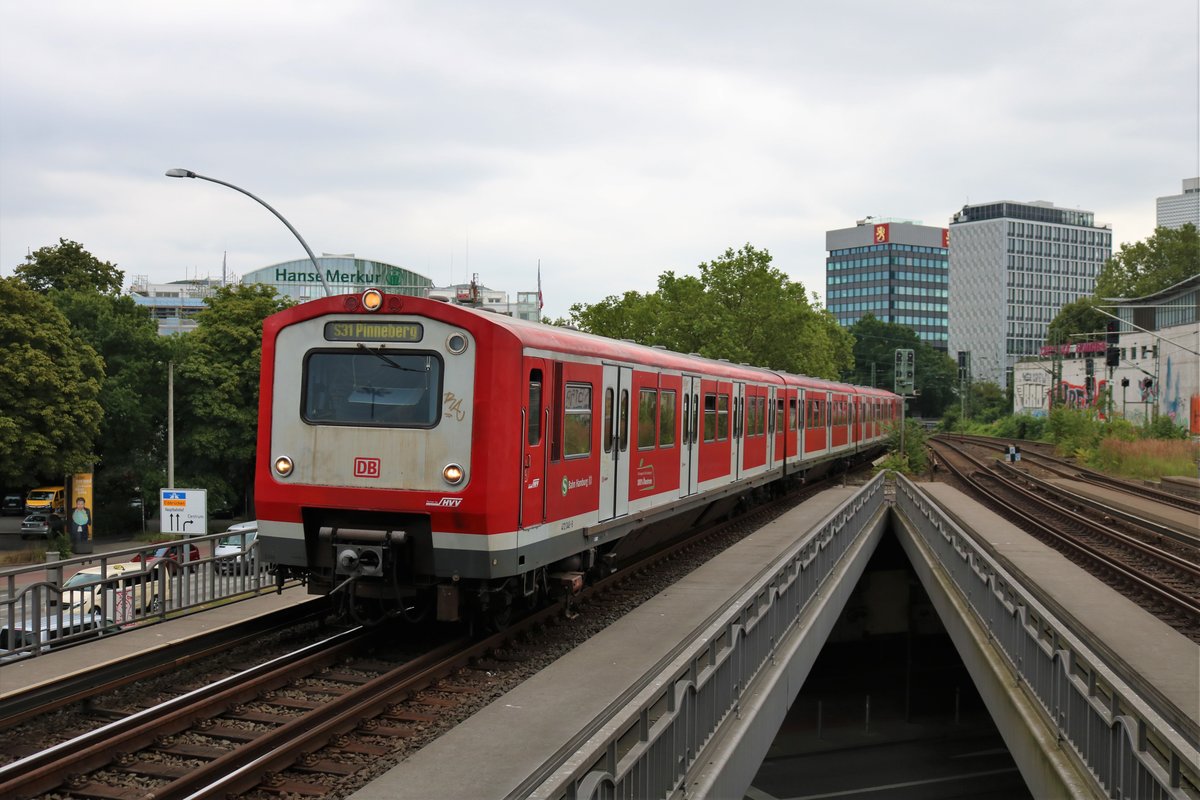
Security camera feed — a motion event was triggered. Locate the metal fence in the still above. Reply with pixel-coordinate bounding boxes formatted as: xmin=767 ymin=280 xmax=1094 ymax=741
xmin=526 ymin=472 xmax=886 ymax=800
xmin=1 ymin=527 xmax=272 ymax=661
xmin=895 ymin=475 xmax=1199 ymax=800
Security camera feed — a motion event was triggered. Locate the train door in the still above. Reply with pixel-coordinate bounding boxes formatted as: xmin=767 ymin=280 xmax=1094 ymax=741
xmin=732 ymin=382 xmax=745 ymax=479
xmin=680 ymin=375 xmax=700 ymax=496
xmin=599 ymin=364 xmax=633 ymax=522
xmin=520 ymin=358 xmax=549 ymax=530
xmin=771 ymin=387 xmax=784 ymax=466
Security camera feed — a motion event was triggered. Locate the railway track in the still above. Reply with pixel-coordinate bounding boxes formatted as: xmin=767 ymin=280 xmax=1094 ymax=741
xmin=0 ymin=472 xmax=856 ymax=799
xmin=928 ymin=436 xmax=1200 ymax=643
xmin=939 ymin=432 xmax=1200 ymax=518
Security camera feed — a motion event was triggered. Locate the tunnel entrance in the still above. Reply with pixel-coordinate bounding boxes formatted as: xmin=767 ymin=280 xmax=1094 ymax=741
xmin=748 ymin=527 xmax=1034 ymax=800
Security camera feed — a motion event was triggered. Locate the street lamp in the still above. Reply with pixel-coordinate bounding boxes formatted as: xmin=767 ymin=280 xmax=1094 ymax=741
xmin=165 ymin=168 xmax=332 ymax=297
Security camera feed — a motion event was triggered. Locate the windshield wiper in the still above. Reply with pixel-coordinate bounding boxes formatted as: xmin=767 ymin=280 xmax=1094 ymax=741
xmin=357 ymin=343 xmax=430 ymax=373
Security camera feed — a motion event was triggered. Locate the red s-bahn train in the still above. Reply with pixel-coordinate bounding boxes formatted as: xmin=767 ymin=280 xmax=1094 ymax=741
xmin=255 ymin=289 xmax=899 ymax=624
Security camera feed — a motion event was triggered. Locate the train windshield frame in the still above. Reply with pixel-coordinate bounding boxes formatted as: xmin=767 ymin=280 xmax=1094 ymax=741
xmin=301 ymin=348 xmax=444 ymax=428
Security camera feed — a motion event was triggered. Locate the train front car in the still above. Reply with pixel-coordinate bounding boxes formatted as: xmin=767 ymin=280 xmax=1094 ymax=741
xmin=255 ymin=290 xmax=520 ymax=623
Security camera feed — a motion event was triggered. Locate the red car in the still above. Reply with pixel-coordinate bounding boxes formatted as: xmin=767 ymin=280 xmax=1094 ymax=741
xmin=131 ymin=542 xmax=201 ymax=570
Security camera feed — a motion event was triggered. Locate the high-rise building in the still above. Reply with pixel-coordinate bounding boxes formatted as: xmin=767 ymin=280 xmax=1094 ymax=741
xmin=1156 ymin=177 xmax=1200 ymax=230
xmin=825 ymin=218 xmax=950 ymax=351
xmin=948 ymin=200 xmax=1112 ymax=389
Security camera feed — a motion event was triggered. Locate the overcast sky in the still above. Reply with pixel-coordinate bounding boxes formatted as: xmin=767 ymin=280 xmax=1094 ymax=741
xmin=1 ymin=1 xmax=1196 ymax=319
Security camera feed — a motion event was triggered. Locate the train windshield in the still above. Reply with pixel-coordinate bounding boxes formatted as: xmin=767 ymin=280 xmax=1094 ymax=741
xmin=303 ymin=349 xmax=443 ymax=427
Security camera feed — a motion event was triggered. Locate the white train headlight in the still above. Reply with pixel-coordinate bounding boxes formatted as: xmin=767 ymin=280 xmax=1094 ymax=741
xmin=442 ymin=463 xmax=465 ymax=485
xmin=362 ymin=289 xmax=383 ymax=311
xmin=274 ymin=456 xmax=294 ymax=477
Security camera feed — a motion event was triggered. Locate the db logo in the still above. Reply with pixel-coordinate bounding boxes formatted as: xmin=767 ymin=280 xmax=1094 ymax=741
xmin=354 ymin=457 xmax=381 ymax=478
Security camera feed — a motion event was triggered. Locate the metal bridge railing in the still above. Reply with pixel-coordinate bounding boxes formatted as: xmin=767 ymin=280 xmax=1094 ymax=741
xmin=526 ymin=472 xmax=886 ymax=800
xmin=1 ymin=528 xmax=273 ymax=662
xmin=895 ymin=475 xmax=1199 ymax=800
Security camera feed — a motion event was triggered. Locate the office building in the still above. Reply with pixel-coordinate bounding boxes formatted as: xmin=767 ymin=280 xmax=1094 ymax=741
xmin=825 ymin=218 xmax=950 ymax=351
xmin=948 ymin=201 xmax=1112 ymax=389
xmin=1156 ymin=177 xmax=1200 ymax=230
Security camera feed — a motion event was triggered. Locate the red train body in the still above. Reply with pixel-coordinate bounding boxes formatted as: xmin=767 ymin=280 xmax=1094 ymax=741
xmin=255 ymin=290 xmax=899 ymax=621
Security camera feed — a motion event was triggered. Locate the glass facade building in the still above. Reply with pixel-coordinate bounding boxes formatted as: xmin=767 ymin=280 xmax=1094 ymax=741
xmin=948 ymin=200 xmax=1112 ymax=389
xmin=825 ymin=219 xmax=950 ymax=351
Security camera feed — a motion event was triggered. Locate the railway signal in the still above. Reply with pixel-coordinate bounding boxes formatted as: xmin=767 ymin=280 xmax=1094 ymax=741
xmin=894 ymin=348 xmax=915 ymax=396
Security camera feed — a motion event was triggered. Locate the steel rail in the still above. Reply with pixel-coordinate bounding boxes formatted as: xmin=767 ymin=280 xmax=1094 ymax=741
xmin=929 ymin=439 xmax=1200 ymax=624
xmin=0 ymin=626 xmax=371 ymax=798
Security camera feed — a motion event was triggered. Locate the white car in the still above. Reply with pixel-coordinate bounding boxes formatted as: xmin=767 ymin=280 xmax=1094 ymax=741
xmin=216 ymin=522 xmax=259 ymax=575
xmin=59 ymin=561 xmax=170 ymax=623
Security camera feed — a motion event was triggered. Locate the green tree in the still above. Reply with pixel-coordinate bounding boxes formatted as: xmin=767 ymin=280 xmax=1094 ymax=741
xmin=569 ymin=244 xmax=852 ymax=379
xmin=846 ymin=314 xmax=958 ymax=416
xmin=174 ymin=285 xmax=292 ymax=514
xmin=1045 ymin=296 xmax=1107 ymax=347
xmin=0 ymin=278 xmax=104 ymax=486
xmin=1095 ymin=224 xmax=1199 ymax=299
xmin=15 ymin=238 xmax=125 ymax=295
xmin=54 ymin=290 xmax=169 ymax=531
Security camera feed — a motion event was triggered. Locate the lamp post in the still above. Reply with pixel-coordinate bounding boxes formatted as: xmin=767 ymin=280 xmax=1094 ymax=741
xmin=165 ymin=168 xmax=332 ymax=297
xmin=168 ymin=360 xmax=174 ymax=489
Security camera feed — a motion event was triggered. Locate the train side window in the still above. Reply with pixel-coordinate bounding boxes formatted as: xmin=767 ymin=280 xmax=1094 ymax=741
xmin=789 ymin=397 xmax=798 ymax=431
xmin=659 ymin=390 xmax=676 ymax=448
xmin=758 ymin=397 xmax=766 ymax=435
xmin=717 ymin=394 xmax=729 ymax=440
xmin=704 ymin=393 xmax=716 ymax=442
xmin=528 ymin=370 xmax=543 ymax=446
xmin=692 ymin=394 xmax=699 ymax=444
xmin=563 ymin=383 xmax=592 ymax=458
xmin=603 ymin=388 xmax=614 ymax=454
xmin=619 ymin=389 xmax=630 ymax=452
xmin=638 ymin=389 xmax=657 ymax=449
xmin=773 ymin=398 xmax=782 ymax=434
xmin=682 ymin=393 xmax=690 ymax=445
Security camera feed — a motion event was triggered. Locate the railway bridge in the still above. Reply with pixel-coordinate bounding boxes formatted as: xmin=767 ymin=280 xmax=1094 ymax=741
xmin=361 ymin=473 xmax=1199 ymax=799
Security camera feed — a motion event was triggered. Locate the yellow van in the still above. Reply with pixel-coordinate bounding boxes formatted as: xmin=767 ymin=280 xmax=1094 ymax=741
xmin=25 ymin=486 xmax=65 ymax=515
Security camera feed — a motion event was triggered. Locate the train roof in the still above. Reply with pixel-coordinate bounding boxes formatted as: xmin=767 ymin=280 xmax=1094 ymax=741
xmin=269 ymin=291 xmax=899 ymax=400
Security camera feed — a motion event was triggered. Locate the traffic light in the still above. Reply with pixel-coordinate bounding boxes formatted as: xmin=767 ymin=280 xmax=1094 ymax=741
xmin=1085 ymin=358 xmax=1094 ymax=377
xmin=1106 ymin=346 xmax=1120 ymax=368
xmin=1105 ymin=319 xmax=1120 ymax=345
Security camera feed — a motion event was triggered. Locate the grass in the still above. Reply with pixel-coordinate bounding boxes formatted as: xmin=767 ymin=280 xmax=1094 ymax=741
xmin=0 ymin=546 xmax=47 ymax=567
xmin=1090 ymin=438 xmax=1200 ymax=481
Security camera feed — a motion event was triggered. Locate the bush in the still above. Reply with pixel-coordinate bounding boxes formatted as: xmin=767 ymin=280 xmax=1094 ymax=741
xmin=881 ymin=419 xmax=928 ymax=475
xmin=1145 ymin=413 xmax=1189 ymax=440
xmin=985 ymin=414 xmax=1047 ymax=441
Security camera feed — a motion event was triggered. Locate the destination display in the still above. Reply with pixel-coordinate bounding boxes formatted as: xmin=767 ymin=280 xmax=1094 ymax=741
xmin=324 ymin=321 xmax=423 ymax=343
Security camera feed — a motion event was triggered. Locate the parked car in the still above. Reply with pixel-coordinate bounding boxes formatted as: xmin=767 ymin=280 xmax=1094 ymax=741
xmin=216 ymin=522 xmax=258 ymax=575
xmin=58 ymin=561 xmax=170 ymax=624
xmin=2 ymin=494 xmax=24 ymax=516
xmin=0 ymin=610 xmax=109 ymax=660
xmin=131 ymin=542 xmax=201 ymax=571
xmin=20 ymin=512 xmax=64 ymax=539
